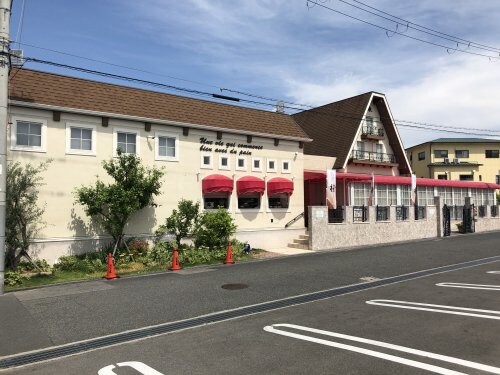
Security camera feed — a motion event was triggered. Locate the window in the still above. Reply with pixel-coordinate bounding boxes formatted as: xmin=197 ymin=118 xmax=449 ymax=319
xmin=400 ymin=185 xmax=411 ymax=206
xmin=236 ymin=157 xmax=246 ymax=171
xmin=485 ymin=150 xmax=499 ymax=158
xmin=267 ymin=159 xmax=277 ymax=173
xmin=268 ymin=194 xmax=289 ymax=209
xmin=376 ymin=184 xmax=397 ymax=206
xmin=418 ymin=151 xmax=425 ymax=161
xmin=453 ymin=188 xmax=468 ymax=206
xmin=11 ymin=117 xmax=47 ymax=152
xmin=252 ymin=157 xmax=262 ymax=172
xmin=66 ymin=123 xmax=96 ymax=155
xmin=114 ymin=128 xmax=139 ymax=155
xmin=417 ymin=186 xmax=435 ymax=206
xmin=497 ymin=175 xmax=500 ymax=185
xmin=281 ymin=160 xmax=291 ymax=174
xmin=155 ymin=132 xmax=179 ymax=161
xmin=434 ymin=150 xmax=448 ymax=158
xmin=437 ymin=174 xmax=448 ymax=180
xmin=352 ymin=183 xmax=370 ymax=206
xmin=437 ymin=187 xmax=453 ymax=205
xmin=455 ymin=150 xmax=469 ymax=158
xmin=204 ymin=194 xmax=229 ymax=209
xmin=201 ymin=154 xmax=212 ymax=168
xmin=238 ymin=195 xmax=260 ymax=209
xmin=219 ymin=155 xmax=230 ymax=170
xmin=459 ymin=174 xmax=473 ymax=181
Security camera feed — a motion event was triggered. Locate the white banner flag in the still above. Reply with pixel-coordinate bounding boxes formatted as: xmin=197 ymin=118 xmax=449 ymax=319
xmin=326 ymin=169 xmax=337 ymax=209
xmin=411 ymin=174 xmax=417 ymax=205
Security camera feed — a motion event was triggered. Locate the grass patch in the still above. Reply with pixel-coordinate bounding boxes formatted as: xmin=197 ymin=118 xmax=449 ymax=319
xmin=4 ymin=248 xmax=263 ymax=291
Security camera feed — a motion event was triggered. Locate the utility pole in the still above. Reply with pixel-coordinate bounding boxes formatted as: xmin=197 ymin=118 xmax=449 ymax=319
xmin=0 ymin=0 xmax=11 ymax=295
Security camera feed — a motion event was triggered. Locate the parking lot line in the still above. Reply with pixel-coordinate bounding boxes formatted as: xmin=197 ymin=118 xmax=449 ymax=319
xmin=366 ymin=299 xmax=500 ymax=320
xmin=264 ymin=324 xmax=500 ymax=374
xmin=436 ymin=282 xmax=500 ymax=291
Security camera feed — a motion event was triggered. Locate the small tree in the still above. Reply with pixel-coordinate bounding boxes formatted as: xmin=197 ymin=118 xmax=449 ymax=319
xmin=163 ymin=199 xmax=200 ymax=246
xmin=75 ymin=150 xmax=164 ymax=255
xmin=194 ymin=208 xmax=237 ymax=251
xmin=6 ymin=161 xmax=51 ymax=270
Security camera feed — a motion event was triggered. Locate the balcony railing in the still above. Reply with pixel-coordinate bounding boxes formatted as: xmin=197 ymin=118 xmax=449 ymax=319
xmin=353 ymin=206 xmax=368 ymax=222
xmin=396 ymin=206 xmax=408 ymax=221
xmin=491 ymin=205 xmax=498 ymax=218
xmin=352 ymin=150 xmax=396 ymax=164
xmin=376 ymin=206 xmax=389 ymax=221
xmin=361 ymin=126 xmax=384 ymax=137
xmin=328 ymin=207 xmax=344 ymax=223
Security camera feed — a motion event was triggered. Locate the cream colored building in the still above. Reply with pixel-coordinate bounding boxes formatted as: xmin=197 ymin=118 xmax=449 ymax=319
xmin=8 ymin=69 xmax=311 ymax=263
xmin=406 ymin=138 xmax=500 ymax=184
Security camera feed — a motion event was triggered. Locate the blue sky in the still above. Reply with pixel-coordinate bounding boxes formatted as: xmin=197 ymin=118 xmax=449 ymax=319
xmin=10 ymin=0 xmax=500 ymax=147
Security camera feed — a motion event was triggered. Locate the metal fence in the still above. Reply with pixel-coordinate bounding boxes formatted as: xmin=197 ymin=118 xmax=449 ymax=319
xmin=396 ymin=206 xmax=408 ymax=221
xmin=492 ymin=205 xmax=498 ymax=218
xmin=415 ymin=206 xmax=426 ymax=220
xmin=328 ymin=207 xmax=344 ymax=223
xmin=478 ymin=205 xmax=486 ymax=218
xmin=376 ymin=206 xmax=389 ymax=221
xmin=353 ymin=206 xmax=368 ymax=222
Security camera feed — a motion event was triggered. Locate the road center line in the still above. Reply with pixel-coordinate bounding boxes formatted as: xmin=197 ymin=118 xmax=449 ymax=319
xmin=264 ymin=324 xmax=500 ymax=374
xmin=366 ymin=299 xmax=500 ymax=320
xmin=436 ymin=282 xmax=500 ymax=291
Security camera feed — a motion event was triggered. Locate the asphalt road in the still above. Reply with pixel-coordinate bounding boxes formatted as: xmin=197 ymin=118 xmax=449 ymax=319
xmin=1 ymin=231 xmax=500 ymax=374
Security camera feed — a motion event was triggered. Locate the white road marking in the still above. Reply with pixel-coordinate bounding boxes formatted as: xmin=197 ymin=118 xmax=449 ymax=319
xmin=436 ymin=282 xmax=500 ymax=291
xmin=487 ymin=271 xmax=500 ymax=274
xmin=367 ymin=299 xmax=500 ymax=320
xmin=98 ymin=361 xmax=164 ymax=375
xmin=264 ymin=324 xmax=500 ymax=374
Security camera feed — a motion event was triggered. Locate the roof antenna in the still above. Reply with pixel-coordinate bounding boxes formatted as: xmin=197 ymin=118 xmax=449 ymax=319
xmin=276 ymin=100 xmax=285 ymax=114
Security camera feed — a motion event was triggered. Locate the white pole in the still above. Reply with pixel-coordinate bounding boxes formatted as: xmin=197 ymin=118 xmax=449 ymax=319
xmin=0 ymin=0 xmax=11 ymax=295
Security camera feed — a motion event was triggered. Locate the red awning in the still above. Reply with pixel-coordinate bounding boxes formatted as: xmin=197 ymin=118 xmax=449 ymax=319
xmin=236 ymin=176 xmax=265 ymax=195
xmin=267 ymin=177 xmax=294 ymax=195
xmin=304 ymin=170 xmax=500 ymax=189
xmin=202 ymin=174 xmax=233 ymax=194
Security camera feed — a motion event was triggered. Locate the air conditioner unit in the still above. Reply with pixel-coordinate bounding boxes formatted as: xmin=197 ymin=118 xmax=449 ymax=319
xmin=453 ymin=158 xmax=459 ymax=164
xmin=444 ymin=158 xmax=450 ymax=164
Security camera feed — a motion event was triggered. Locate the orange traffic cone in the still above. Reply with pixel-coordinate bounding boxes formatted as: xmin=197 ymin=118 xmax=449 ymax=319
xmin=224 ymin=242 xmax=235 ymax=264
xmin=169 ymin=247 xmax=182 ymax=271
xmin=103 ymin=253 xmax=119 ymax=280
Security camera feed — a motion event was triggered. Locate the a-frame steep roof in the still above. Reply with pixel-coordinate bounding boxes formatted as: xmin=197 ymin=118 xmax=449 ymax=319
xmin=293 ymin=92 xmax=411 ymax=175
xmin=292 ymin=92 xmax=372 ymax=169
xmin=9 ymin=69 xmax=310 ymax=141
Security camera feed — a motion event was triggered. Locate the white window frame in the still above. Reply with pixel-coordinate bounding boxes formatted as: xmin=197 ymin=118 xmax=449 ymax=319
xmin=219 ymin=155 xmax=230 ymax=170
xmin=252 ymin=157 xmax=263 ymax=172
xmin=65 ymin=122 xmax=97 ymax=156
xmin=11 ymin=116 xmax=47 ymax=153
xmin=236 ymin=157 xmax=247 ymax=171
xmin=113 ymin=127 xmax=140 ymax=156
xmin=200 ymin=153 xmax=213 ymax=169
xmin=281 ymin=159 xmax=291 ymax=174
xmin=155 ymin=131 xmax=179 ymax=162
xmin=267 ymin=158 xmax=277 ymax=173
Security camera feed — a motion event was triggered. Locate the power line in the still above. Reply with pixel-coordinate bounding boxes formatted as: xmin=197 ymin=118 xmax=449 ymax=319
xmin=13 ymin=0 xmax=26 ymax=49
xmin=335 ymin=0 xmax=500 ymax=54
xmin=306 ymin=0 xmax=500 ymax=61
xmin=349 ymin=0 xmax=500 ymax=53
xmin=13 ymin=56 xmax=500 ymax=138
xmin=15 ymin=42 xmax=313 ymax=109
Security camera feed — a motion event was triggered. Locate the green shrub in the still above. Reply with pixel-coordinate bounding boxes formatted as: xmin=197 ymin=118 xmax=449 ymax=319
xmin=4 ymin=270 xmax=22 ymax=286
xmin=193 ymin=208 xmax=237 ymax=251
xmin=54 ymin=255 xmax=105 ymax=273
xmin=17 ymin=259 xmax=51 ymax=273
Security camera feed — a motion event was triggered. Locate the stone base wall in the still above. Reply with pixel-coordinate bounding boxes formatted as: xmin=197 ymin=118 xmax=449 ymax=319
xmin=308 ymin=206 xmax=438 ymax=251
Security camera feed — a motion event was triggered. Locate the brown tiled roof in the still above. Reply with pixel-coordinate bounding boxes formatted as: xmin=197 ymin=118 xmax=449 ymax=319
xmin=9 ymin=69 xmax=310 ymax=141
xmin=293 ymin=92 xmax=372 ymax=169
xmin=293 ymin=92 xmax=411 ymax=175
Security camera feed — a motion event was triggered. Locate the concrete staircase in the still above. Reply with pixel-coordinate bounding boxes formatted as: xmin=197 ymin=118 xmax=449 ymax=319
xmin=288 ymin=232 xmax=310 ymax=250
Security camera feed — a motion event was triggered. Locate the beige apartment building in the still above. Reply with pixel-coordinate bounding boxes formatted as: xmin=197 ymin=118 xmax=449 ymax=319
xmin=406 ymin=138 xmax=500 ymax=184
xmin=8 ymin=69 xmax=311 ymax=263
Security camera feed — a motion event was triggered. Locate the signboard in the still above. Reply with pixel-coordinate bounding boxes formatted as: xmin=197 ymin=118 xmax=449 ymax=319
xmin=326 ymin=169 xmax=336 ymax=209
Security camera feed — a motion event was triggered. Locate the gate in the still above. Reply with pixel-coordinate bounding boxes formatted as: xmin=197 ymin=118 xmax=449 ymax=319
xmin=462 ymin=205 xmax=475 ymax=234
xmin=442 ymin=204 xmax=451 ymax=237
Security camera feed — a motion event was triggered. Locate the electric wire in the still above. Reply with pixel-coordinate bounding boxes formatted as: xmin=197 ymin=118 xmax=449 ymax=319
xmin=11 ymin=56 xmax=500 ymax=138
xmin=334 ymin=0 xmax=500 ymax=54
xmin=349 ymin=0 xmax=500 ymax=53
xmin=306 ymin=0 xmax=500 ymax=60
